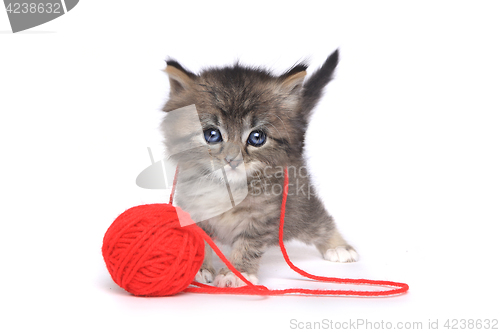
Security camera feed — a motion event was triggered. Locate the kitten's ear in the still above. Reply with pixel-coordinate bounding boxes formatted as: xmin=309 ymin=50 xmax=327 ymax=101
xmin=164 ymin=60 xmax=196 ymax=95
xmin=279 ymin=64 xmax=308 ymax=95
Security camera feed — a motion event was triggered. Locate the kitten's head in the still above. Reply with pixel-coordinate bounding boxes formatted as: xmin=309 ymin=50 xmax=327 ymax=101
xmin=161 ymin=51 xmax=339 ymax=183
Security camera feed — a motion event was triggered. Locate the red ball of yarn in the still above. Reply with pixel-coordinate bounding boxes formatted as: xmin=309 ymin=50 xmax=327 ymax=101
xmin=102 ymin=204 xmax=204 ymax=296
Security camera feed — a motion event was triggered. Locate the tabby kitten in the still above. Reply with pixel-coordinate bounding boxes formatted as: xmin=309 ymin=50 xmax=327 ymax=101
xmin=161 ymin=50 xmax=358 ymax=287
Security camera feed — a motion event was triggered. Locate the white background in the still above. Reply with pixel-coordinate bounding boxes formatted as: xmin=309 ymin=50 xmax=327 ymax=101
xmin=1 ymin=1 xmax=499 ymax=332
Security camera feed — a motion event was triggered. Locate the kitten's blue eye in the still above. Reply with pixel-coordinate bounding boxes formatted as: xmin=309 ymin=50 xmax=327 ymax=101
xmin=247 ymin=130 xmax=266 ymax=147
xmin=204 ymin=128 xmax=222 ymax=143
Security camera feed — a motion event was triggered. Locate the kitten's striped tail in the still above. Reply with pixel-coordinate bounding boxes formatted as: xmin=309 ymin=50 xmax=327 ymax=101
xmin=300 ymin=49 xmax=340 ymax=120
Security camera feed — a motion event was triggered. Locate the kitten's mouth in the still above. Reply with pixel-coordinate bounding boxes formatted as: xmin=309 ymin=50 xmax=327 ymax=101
xmin=223 ymin=163 xmax=244 ymax=173
xmin=222 ymin=163 xmax=247 ymax=183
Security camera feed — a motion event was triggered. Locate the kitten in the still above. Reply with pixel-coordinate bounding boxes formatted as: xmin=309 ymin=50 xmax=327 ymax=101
xmin=161 ymin=50 xmax=358 ymax=287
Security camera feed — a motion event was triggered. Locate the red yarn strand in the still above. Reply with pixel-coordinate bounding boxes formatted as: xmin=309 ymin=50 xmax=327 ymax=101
xmin=169 ymin=166 xmax=179 ymax=205
xmin=197 ymin=226 xmax=256 ymax=287
xmin=182 ymin=167 xmax=409 ymax=297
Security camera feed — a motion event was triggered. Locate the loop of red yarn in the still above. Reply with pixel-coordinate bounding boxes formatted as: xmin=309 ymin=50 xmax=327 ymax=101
xmin=102 ymin=204 xmax=204 ymax=296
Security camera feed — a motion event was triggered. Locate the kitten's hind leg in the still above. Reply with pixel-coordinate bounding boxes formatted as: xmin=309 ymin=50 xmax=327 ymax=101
xmin=194 ymin=241 xmax=216 ymax=284
xmin=315 ymin=227 xmax=359 ymax=263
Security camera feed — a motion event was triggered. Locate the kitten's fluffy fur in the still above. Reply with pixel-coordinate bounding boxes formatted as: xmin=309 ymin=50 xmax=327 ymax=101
xmin=161 ymin=50 xmax=358 ymax=287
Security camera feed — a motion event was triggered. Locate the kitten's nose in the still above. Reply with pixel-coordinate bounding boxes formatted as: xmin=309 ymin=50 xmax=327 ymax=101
xmin=225 ymin=156 xmax=242 ymax=169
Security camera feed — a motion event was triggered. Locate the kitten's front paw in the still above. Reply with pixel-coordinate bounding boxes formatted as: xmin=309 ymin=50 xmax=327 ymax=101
xmin=324 ymin=246 xmax=359 ymax=263
xmin=195 ymin=268 xmax=214 ymax=284
xmin=214 ymin=271 xmax=258 ymax=288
